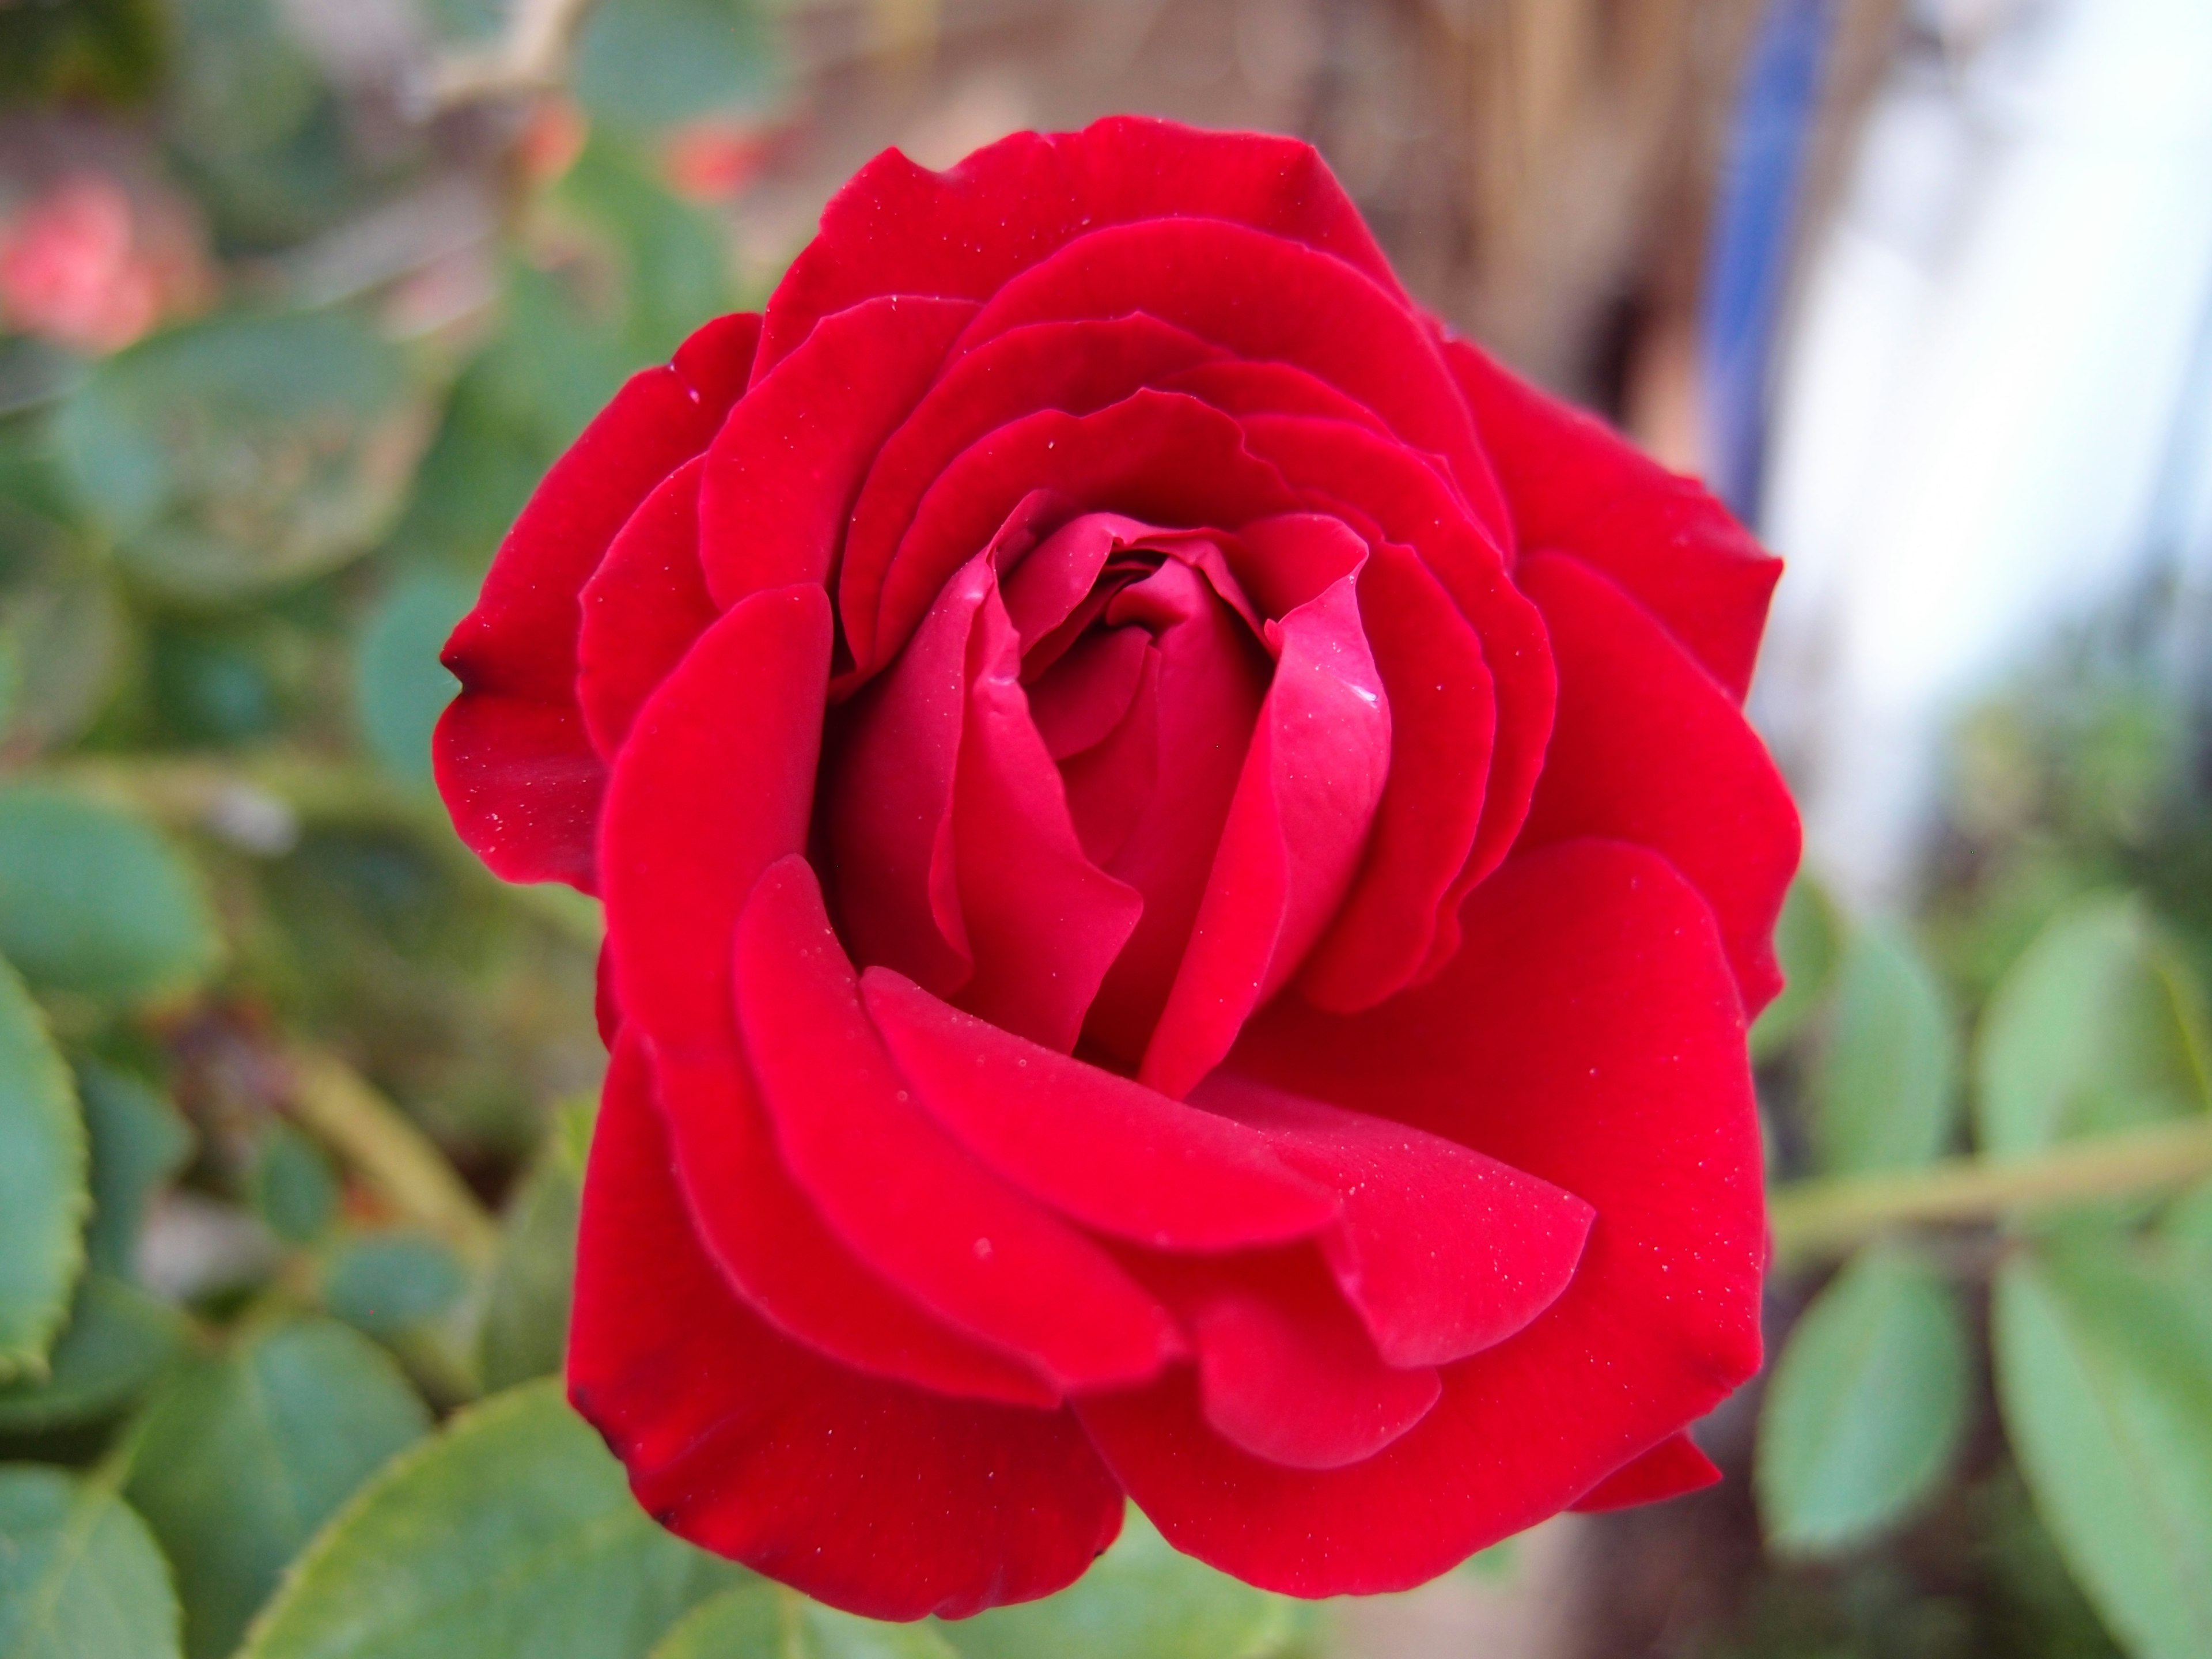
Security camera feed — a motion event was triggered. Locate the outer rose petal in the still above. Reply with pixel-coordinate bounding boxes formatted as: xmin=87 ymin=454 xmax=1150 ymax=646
xmin=576 ymin=455 xmax=717 ymax=758
xmin=437 ymin=312 xmax=758 ymax=890
xmin=757 ymin=116 xmax=1407 ymax=373
xmin=1444 ymin=335 xmax=1780 ymax=702
xmin=1569 ymin=1431 xmax=1721 ymax=1513
xmin=570 ymin=1028 xmax=1124 ymax=1620
xmin=1512 ymin=552 xmax=1799 ymax=1014
xmin=1078 ymin=840 xmax=1765 ymax=1596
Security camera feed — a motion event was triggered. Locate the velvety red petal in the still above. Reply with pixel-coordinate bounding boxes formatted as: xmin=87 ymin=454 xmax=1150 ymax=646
xmin=1156 ymin=1251 xmax=1441 ymax=1472
xmin=1297 ymin=540 xmax=1497 ymax=1010
xmin=698 ymin=296 xmax=974 ymax=609
xmin=757 ymin=116 xmax=1404 ymax=373
xmin=1513 ymin=552 xmax=1798 ymax=1013
xmin=1140 ymin=565 xmax=1389 ymax=1099
xmin=1162 ymin=358 xmax=1395 ymax=434
xmin=862 ymin=968 xmax=1338 ymax=1252
xmin=600 ymin=584 xmax=830 ymax=1060
xmin=576 ymin=456 xmax=717 ymax=759
xmin=957 ymin=218 xmax=1502 ymax=536
xmin=433 ymin=694 xmax=604 ymax=891
xmin=1080 ymin=840 xmax=1765 ymax=1596
xmin=1233 ymin=412 xmax=1554 ymax=971
xmin=1569 ymin=1431 xmax=1721 ymax=1513
xmin=1191 ymin=1074 xmax=1593 ymax=1369
xmin=842 ymin=316 xmax=1221 ymax=643
xmin=650 ymin=1046 xmax=1055 ymax=1406
xmin=1444 ymin=336 xmax=1780 ymax=702
xmin=570 ymin=1030 xmax=1122 ymax=1619
xmin=949 ymin=573 xmax=1142 ymax=1050
xmin=735 ymin=858 xmax=1181 ymax=1392
xmin=854 ymin=389 xmax=1297 ymax=678
xmin=437 ymin=313 xmax=758 ymax=888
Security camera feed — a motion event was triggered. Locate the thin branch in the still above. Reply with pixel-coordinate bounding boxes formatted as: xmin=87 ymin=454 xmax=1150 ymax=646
xmin=285 ymin=1047 xmax=502 ymax=1274
xmin=1768 ymin=1117 xmax=2212 ymax=1266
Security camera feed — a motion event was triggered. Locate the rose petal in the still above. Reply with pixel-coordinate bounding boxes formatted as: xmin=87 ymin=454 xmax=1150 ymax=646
xmin=1191 ymin=1074 xmax=1593 ymax=1368
xmin=957 ymin=217 xmax=1503 ymax=534
xmin=1154 ymin=1251 xmax=1441 ymax=1472
xmin=1079 ymin=840 xmax=1766 ymax=1596
xmin=577 ymin=455 xmax=717 ymax=758
xmin=1445 ymin=336 xmax=1780 ymax=702
xmin=438 ymin=312 xmax=758 ymax=889
xmin=855 ymin=389 xmax=1297 ymax=679
xmin=1297 ymin=540 xmax=1498 ymax=1011
xmin=757 ymin=115 xmax=1405 ymax=372
xmin=735 ymin=857 xmax=1181 ymax=1392
xmin=862 ymin=968 xmax=1339 ymax=1251
xmin=1569 ymin=1431 xmax=1721 ymax=1513
xmin=1139 ymin=564 xmax=1390 ymax=1099
xmin=699 ymin=295 xmax=974 ymax=609
xmin=1512 ymin=552 xmax=1799 ymax=1013
xmin=570 ymin=1029 xmax=1122 ymax=1620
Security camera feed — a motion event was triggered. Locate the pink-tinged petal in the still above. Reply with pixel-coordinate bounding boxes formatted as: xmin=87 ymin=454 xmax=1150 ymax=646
xmin=576 ymin=456 xmax=716 ymax=759
xmin=1444 ymin=336 xmax=1780 ymax=702
xmin=1513 ymin=552 xmax=1798 ymax=1013
xmin=757 ymin=115 xmax=1404 ymax=373
xmin=1569 ymin=1431 xmax=1720 ymax=1513
xmin=854 ymin=389 xmax=1297 ymax=677
xmin=1080 ymin=841 xmax=1765 ymax=1596
xmin=1153 ymin=1251 xmax=1441 ymax=1472
xmin=438 ymin=312 xmax=759 ymax=889
xmin=843 ymin=316 xmax=1221 ymax=638
xmin=956 ymin=218 xmax=1504 ymax=537
xmin=1233 ymin=413 xmax=1553 ymax=978
xmin=433 ymin=695 xmax=604 ymax=891
xmin=735 ymin=858 xmax=1181 ymax=1392
xmin=1025 ymin=623 xmax=1150 ymax=760
xmin=1192 ymin=1075 xmax=1593 ymax=1369
xmin=951 ymin=574 xmax=1143 ymax=1049
xmin=570 ymin=1031 xmax=1122 ymax=1619
xmin=862 ymin=968 xmax=1338 ymax=1252
xmin=652 ymin=1047 xmax=1056 ymax=1406
xmin=1141 ymin=566 xmax=1389 ymax=1099
xmin=600 ymin=585 xmax=830 ymax=1061
xmin=698 ymin=296 xmax=974 ymax=609
xmin=1001 ymin=509 xmax=1165 ymax=656
xmin=1298 ymin=541 xmax=1497 ymax=1010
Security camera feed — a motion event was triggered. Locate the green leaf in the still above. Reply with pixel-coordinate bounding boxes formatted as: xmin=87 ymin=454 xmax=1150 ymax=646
xmin=0 ymin=953 xmax=86 ymax=1381
xmin=556 ymin=137 xmax=737 ymax=366
xmin=478 ymin=1102 xmax=590 ymax=1392
xmin=1756 ymin=1245 xmax=1972 ymax=1556
xmin=1994 ymin=1241 xmax=2212 ymax=1659
xmin=54 ymin=310 xmax=429 ymax=598
xmin=574 ymin=0 xmax=777 ymax=131
xmin=1807 ymin=922 xmax=1960 ymax=1174
xmin=0 ymin=789 xmax=220 ymax=1007
xmin=237 ymin=1378 xmax=742 ymax=1659
xmin=1976 ymin=893 xmax=2211 ymax=1158
xmin=78 ymin=1063 xmax=195 ymax=1279
xmin=126 ymin=1318 xmax=432 ymax=1659
xmin=249 ymin=1123 xmax=338 ymax=1245
xmin=323 ymin=1234 xmax=466 ymax=1340
xmin=646 ymin=1585 xmax=783 ymax=1658
xmin=0 ymin=1466 xmax=181 ymax=1659
xmin=1751 ymin=874 xmax=1841 ymax=1061
xmin=0 ymin=1276 xmax=186 ymax=1434
xmin=354 ymin=573 xmax=471 ymax=786
xmin=945 ymin=1510 xmax=1297 ymax=1659
xmin=0 ymin=502 xmax=124 ymax=758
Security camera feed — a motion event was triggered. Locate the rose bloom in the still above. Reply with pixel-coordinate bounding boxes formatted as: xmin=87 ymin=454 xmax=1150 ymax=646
xmin=0 ymin=175 xmax=169 ymax=355
xmin=437 ymin=118 xmax=1798 ymax=1618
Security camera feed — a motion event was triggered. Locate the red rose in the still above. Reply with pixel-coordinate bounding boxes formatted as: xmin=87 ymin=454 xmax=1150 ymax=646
xmin=437 ymin=117 xmax=1798 ymax=1618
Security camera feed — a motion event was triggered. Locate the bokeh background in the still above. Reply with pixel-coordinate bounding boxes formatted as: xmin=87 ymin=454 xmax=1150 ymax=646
xmin=2 ymin=2 xmax=2210 ymax=1657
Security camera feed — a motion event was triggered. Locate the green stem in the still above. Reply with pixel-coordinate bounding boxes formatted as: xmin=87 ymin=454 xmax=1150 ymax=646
xmin=1768 ymin=1117 xmax=2212 ymax=1266
xmin=284 ymin=1046 xmax=502 ymax=1274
